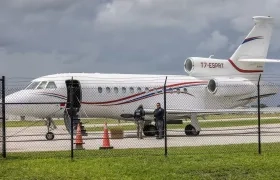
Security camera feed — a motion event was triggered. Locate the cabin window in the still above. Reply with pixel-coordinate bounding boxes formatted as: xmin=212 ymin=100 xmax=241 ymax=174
xmin=145 ymin=87 xmax=149 ymax=93
xmin=25 ymin=81 xmax=40 ymax=90
xmin=98 ymin=87 xmax=102 ymax=93
xmin=157 ymin=88 xmax=162 ymax=94
xmin=122 ymin=87 xmax=126 ymax=93
xmin=137 ymin=87 xmax=141 ymax=93
xmin=37 ymin=81 xmax=48 ymax=89
xmin=46 ymin=81 xmax=57 ymax=89
xmin=176 ymin=88 xmax=180 ymax=94
xmin=114 ymin=87 xmax=118 ymax=94
xmin=106 ymin=87 xmax=111 ymax=93
xmin=183 ymin=88 xmax=188 ymax=93
xmin=129 ymin=87 xmax=134 ymax=93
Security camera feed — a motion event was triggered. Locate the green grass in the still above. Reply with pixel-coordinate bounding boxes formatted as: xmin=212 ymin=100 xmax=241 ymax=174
xmin=200 ymin=118 xmax=280 ymax=128
xmin=1 ymin=143 xmax=280 ymax=179
xmin=85 ymin=118 xmax=280 ymax=132
xmin=6 ymin=120 xmax=65 ymax=127
xmin=5 ymin=118 xmax=130 ymax=127
xmin=204 ymin=113 xmax=280 ymax=119
xmin=6 ymin=116 xmax=280 ymax=132
xmin=6 ymin=113 xmax=280 ymax=128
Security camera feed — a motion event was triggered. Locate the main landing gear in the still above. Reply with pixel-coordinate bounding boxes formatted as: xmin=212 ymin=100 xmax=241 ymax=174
xmin=185 ymin=124 xmax=200 ymax=136
xmin=45 ymin=117 xmax=57 ymax=140
xmin=143 ymin=124 xmax=157 ymax=136
xmin=184 ymin=113 xmax=200 ymax=136
xmin=143 ymin=113 xmax=201 ymax=137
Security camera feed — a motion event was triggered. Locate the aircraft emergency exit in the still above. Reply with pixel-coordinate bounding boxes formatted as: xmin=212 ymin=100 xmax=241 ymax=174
xmin=4 ymin=16 xmax=280 ymax=140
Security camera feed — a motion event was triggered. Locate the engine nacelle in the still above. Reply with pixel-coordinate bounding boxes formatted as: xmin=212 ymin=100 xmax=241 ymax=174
xmin=207 ymin=78 xmax=256 ymax=96
xmin=184 ymin=57 xmax=230 ymax=77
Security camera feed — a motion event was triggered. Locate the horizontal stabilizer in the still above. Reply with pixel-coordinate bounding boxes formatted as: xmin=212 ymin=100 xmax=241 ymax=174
xmin=238 ymin=58 xmax=280 ymax=63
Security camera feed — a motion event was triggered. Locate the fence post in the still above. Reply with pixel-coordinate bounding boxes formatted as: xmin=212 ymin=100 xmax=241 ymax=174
xmin=164 ymin=76 xmax=167 ymax=157
xmin=70 ymin=77 xmax=74 ymax=159
xmin=257 ymin=74 xmax=261 ymax=154
xmin=1 ymin=76 xmax=6 ymax=158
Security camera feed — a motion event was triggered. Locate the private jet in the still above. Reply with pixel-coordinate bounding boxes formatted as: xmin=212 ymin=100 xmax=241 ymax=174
xmin=5 ymin=16 xmax=280 ymax=140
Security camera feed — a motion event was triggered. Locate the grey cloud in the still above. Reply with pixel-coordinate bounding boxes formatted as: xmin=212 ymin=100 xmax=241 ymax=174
xmin=7 ymin=0 xmax=77 ymax=13
xmin=0 ymin=0 xmax=280 ymax=82
xmin=197 ymin=31 xmax=229 ymax=53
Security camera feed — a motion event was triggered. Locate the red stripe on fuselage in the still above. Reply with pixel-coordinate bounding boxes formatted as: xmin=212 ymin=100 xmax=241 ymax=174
xmin=228 ymin=59 xmax=263 ymax=73
xmin=81 ymin=81 xmax=207 ymax=105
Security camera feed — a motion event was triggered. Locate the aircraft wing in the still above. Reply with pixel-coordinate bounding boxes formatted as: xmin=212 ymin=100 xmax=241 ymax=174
xmin=120 ymin=107 xmax=280 ymax=119
xmin=144 ymin=107 xmax=280 ymax=117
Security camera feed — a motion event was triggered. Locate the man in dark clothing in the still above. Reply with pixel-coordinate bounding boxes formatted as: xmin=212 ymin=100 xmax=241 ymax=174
xmin=134 ymin=104 xmax=145 ymax=139
xmin=153 ymin=102 xmax=164 ymax=139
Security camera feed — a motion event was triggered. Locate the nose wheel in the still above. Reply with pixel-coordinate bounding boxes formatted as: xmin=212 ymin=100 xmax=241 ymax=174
xmin=45 ymin=117 xmax=57 ymax=140
xmin=46 ymin=132 xmax=55 ymax=140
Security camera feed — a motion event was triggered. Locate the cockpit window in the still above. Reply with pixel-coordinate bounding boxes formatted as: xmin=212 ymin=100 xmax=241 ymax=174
xmin=46 ymin=81 xmax=57 ymax=89
xmin=37 ymin=81 xmax=47 ymax=89
xmin=25 ymin=81 xmax=40 ymax=90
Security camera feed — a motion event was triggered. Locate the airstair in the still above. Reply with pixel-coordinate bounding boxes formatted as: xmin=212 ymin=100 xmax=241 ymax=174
xmin=64 ymin=109 xmax=88 ymax=136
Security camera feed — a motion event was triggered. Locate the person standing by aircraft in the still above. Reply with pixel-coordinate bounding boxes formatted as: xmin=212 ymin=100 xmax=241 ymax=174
xmin=154 ymin=103 xmax=164 ymax=139
xmin=134 ymin=104 xmax=145 ymax=139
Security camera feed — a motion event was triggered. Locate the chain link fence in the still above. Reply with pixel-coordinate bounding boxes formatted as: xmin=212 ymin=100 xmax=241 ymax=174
xmin=1 ymin=75 xmax=280 ymax=158
xmin=0 ymin=76 xmax=3 ymax=158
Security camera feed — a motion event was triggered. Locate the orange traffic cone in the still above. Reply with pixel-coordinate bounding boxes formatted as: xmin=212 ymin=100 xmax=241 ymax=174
xmin=74 ymin=123 xmax=85 ymax=150
xmin=99 ymin=122 xmax=113 ymax=150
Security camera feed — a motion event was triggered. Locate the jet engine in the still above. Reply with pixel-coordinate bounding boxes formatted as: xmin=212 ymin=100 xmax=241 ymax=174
xmin=207 ymin=78 xmax=256 ymax=96
xmin=184 ymin=57 xmax=230 ymax=77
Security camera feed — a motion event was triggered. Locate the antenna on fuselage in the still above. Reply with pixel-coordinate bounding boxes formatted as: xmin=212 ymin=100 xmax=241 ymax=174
xmin=209 ymin=55 xmax=214 ymax=58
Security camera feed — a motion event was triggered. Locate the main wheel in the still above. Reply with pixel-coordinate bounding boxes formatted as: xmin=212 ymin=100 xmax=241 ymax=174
xmin=143 ymin=125 xmax=157 ymax=136
xmin=185 ymin=124 xmax=200 ymax=136
xmin=46 ymin=132 xmax=55 ymax=140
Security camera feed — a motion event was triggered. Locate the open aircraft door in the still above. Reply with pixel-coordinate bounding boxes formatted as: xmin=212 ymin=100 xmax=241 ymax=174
xmin=65 ymin=79 xmax=82 ymax=112
xmin=64 ymin=79 xmax=82 ymax=134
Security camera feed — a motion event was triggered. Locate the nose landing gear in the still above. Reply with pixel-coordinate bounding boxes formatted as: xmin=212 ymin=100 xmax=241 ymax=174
xmin=45 ymin=117 xmax=56 ymax=140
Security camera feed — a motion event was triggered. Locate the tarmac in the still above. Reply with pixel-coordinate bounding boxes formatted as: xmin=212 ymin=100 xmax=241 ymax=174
xmin=4 ymin=123 xmax=280 ymax=152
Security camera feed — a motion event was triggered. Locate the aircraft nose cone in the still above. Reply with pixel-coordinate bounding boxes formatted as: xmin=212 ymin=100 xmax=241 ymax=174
xmin=5 ymin=93 xmax=18 ymax=104
xmin=4 ymin=91 xmax=28 ymax=116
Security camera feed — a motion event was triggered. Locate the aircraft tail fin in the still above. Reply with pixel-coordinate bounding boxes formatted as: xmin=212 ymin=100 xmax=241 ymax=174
xmin=226 ymin=16 xmax=275 ymax=81
xmin=230 ymin=16 xmax=274 ymax=61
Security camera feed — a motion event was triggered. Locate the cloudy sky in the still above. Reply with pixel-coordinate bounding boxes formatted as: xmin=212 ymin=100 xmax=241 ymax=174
xmin=1 ymin=0 xmax=280 ymax=86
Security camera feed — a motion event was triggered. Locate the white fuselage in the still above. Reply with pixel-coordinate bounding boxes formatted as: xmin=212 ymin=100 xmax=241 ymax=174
xmin=5 ymin=73 xmax=278 ymax=121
